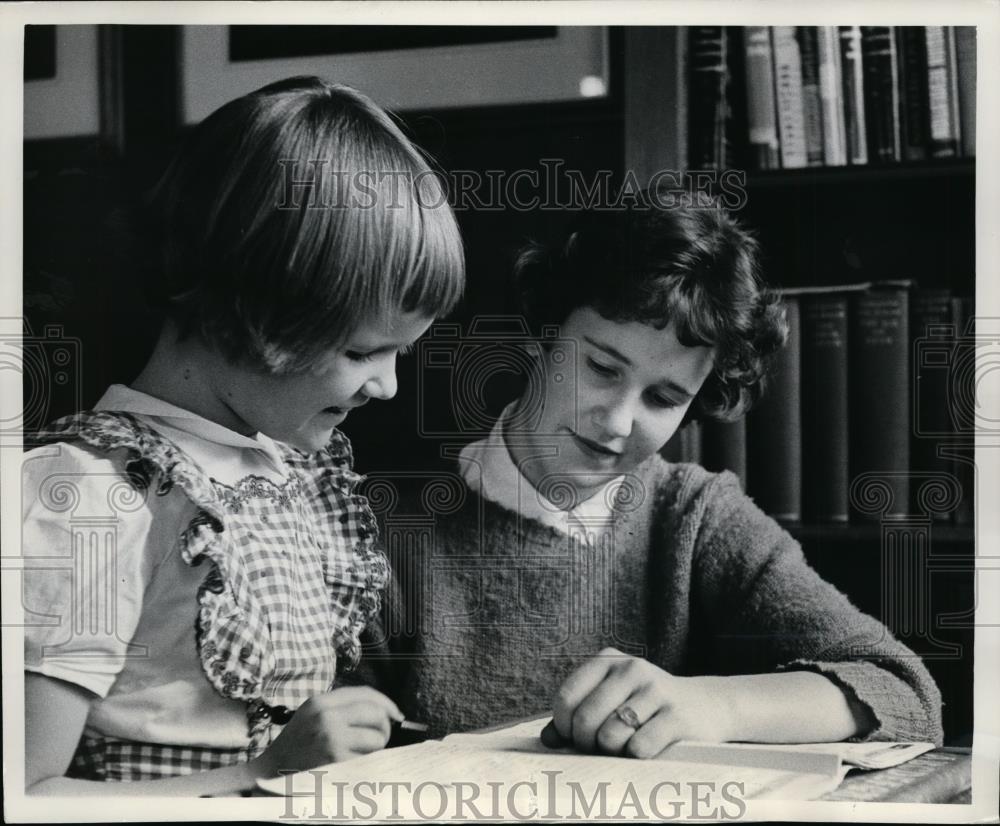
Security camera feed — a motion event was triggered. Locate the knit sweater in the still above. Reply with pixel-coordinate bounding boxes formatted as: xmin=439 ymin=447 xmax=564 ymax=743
xmin=367 ymin=458 xmax=943 ymax=746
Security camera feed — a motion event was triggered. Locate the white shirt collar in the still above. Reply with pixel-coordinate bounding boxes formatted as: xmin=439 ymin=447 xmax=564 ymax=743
xmin=457 ymin=403 xmax=624 ymax=537
xmin=95 ymin=384 xmax=283 ymax=463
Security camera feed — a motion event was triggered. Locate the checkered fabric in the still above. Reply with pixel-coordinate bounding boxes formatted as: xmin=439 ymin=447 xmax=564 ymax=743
xmin=67 ymin=733 xmax=263 ymax=781
xmin=33 ymin=411 xmax=389 ymax=778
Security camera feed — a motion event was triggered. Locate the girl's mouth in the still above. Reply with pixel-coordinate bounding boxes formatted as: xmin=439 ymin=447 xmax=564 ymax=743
xmin=571 ymin=432 xmax=622 ymax=463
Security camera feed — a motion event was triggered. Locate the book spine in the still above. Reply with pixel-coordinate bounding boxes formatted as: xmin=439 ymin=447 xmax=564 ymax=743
xmin=861 ymin=26 xmax=901 ymax=162
xmin=896 ymin=27 xmax=929 ymax=161
xmin=849 ymin=286 xmax=910 ymax=519
xmin=801 ymin=294 xmax=849 ymax=522
xmin=724 ymin=27 xmax=746 ymax=171
xmin=676 ymin=27 xmax=690 ymax=171
xmin=955 ymin=26 xmax=976 ymax=157
xmin=952 ymin=296 xmax=974 ymax=526
xmin=797 ymin=27 xmax=825 ymax=166
xmin=662 ymin=420 xmax=703 ymax=465
xmin=747 ymin=297 xmax=802 ymax=521
xmin=701 ymin=418 xmax=748 ymax=490
xmin=839 ymin=26 xmax=869 ymax=165
xmin=772 ymin=26 xmax=808 ymax=169
xmin=910 ymin=289 xmax=955 ymax=520
xmin=743 ymin=26 xmax=780 ymax=170
xmin=688 ymin=26 xmax=728 ymax=169
xmin=925 ymin=26 xmax=961 ymax=157
xmin=817 ymin=26 xmax=848 ymax=166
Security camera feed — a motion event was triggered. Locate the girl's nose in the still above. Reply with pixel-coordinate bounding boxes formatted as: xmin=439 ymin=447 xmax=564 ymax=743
xmin=595 ymin=394 xmax=634 ymax=440
xmin=363 ymin=359 xmax=398 ymax=400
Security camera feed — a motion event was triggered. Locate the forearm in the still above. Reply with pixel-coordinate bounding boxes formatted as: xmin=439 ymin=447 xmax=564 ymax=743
xmin=702 ymin=671 xmax=875 ymax=744
xmin=27 ymin=760 xmax=263 ymax=797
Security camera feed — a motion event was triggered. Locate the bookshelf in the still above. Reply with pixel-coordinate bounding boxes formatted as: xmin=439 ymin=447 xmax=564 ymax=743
xmin=625 ymin=26 xmax=975 ymax=745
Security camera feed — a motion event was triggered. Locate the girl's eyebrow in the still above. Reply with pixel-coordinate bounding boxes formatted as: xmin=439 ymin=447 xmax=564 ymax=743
xmin=347 ymin=339 xmax=413 ymax=355
xmin=583 ymin=335 xmax=696 ymax=399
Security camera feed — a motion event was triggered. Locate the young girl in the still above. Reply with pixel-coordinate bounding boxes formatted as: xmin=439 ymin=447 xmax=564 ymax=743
xmin=22 ymin=77 xmax=464 ymax=794
xmin=382 ymin=194 xmax=943 ymax=755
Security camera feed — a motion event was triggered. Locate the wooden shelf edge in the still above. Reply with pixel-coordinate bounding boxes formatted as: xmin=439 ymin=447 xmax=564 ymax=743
xmin=781 ymin=521 xmax=975 ymax=544
xmin=743 ymin=159 xmax=975 ymax=189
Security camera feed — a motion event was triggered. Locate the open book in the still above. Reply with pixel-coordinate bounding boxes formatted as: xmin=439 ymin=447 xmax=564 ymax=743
xmin=259 ymin=717 xmax=934 ymax=818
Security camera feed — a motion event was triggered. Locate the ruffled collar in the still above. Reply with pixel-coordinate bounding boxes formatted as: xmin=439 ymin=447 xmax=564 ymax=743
xmin=32 ymin=410 xmax=388 ymax=744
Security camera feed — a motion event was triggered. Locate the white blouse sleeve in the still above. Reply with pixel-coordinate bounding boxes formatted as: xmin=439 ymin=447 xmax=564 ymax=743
xmin=21 ymin=442 xmax=163 ymax=697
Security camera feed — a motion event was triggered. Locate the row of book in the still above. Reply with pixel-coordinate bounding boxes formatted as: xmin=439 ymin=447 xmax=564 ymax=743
xmin=664 ymin=283 xmax=975 ymax=524
xmin=687 ymin=26 xmax=976 ymax=171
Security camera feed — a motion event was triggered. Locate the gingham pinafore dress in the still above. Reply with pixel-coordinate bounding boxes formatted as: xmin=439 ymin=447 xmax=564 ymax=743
xmin=31 ymin=411 xmax=389 ymax=781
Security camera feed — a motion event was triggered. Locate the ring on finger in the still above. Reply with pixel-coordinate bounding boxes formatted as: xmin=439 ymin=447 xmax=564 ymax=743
xmin=614 ymin=704 xmax=641 ymax=730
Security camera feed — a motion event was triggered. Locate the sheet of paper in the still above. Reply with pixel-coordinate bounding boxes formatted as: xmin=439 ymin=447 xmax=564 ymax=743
xmin=259 ymin=717 xmax=850 ymax=815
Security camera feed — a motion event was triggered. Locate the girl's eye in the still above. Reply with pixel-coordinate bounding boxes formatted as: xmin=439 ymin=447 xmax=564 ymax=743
xmin=586 ymin=357 xmax=617 ymax=378
xmin=346 ymin=351 xmax=376 ymax=363
xmin=647 ymin=391 xmax=681 ymax=410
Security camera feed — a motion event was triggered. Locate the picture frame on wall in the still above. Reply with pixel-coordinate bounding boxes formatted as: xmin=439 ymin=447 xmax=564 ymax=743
xmin=23 ymin=25 xmax=100 ymax=140
xmin=180 ymin=25 xmax=610 ymax=124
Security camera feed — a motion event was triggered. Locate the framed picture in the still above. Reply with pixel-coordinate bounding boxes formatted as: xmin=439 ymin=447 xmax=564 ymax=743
xmin=23 ymin=25 xmax=100 ymax=139
xmin=180 ymin=25 xmax=610 ymax=124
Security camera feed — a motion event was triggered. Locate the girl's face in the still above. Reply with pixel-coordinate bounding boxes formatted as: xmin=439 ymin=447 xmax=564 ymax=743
xmin=213 ymin=307 xmax=434 ymax=452
xmin=509 ymin=306 xmax=715 ymax=504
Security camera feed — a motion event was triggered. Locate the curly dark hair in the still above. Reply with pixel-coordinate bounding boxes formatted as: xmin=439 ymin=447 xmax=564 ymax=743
xmin=514 ymin=197 xmax=788 ymax=422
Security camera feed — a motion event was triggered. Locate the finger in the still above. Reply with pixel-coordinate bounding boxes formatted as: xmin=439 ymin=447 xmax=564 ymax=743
xmin=341 ymin=702 xmax=397 ymax=738
xmin=568 ymin=659 xmax=646 ymax=754
xmin=552 ymin=648 xmax=624 ymax=740
xmin=319 ymin=687 xmax=404 ymax=722
xmin=540 ymin=719 xmax=569 ymax=749
xmin=345 ymin=723 xmax=393 ymax=755
xmin=624 ymin=706 xmax=681 ymax=760
xmin=594 ymin=688 xmax=661 ymax=756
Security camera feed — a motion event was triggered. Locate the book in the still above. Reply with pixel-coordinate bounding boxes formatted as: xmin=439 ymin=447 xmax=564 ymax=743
xmin=849 ymin=283 xmax=911 ymax=520
xmin=952 ymin=296 xmax=975 ymax=526
xmin=861 ymin=26 xmax=901 ymax=162
xmin=797 ymin=27 xmax=825 ymax=166
xmin=910 ymin=288 xmax=958 ymax=520
xmin=624 ymin=27 xmax=688 ymax=176
xmin=701 ymin=418 xmax=747 ymax=490
xmin=688 ymin=26 xmax=730 ymax=170
xmin=772 ymin=26 xmax=808 ymax=169
xmin=896 ymin=27 xmax=930 ymax=162
xmin=747 ymin=296 xmax=801 ymax=521
xmin=925 ymin=27 xmax=962 ymax=157
xmin=839 ymin=26 xmax=868 ymax=165
xmin=743 ymin=26 xmax=780 ymax=170
xmin=260 ymin=716 xmax=938 ymax=808
xmin=801 ymin=292 xmax=851 ymax=522
xmin=954 ymin=26 xmax=976 ymax=157
xmin=817 ymin=26 xmax=848 ymax=166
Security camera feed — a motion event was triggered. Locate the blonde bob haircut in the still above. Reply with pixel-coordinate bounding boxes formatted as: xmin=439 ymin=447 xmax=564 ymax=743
xmin=150 ymin=76 xmax=465 ymax=373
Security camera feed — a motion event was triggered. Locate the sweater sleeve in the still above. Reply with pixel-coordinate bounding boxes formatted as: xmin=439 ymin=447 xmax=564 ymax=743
xmin=689 ymin=470 xmax=943 ymax=745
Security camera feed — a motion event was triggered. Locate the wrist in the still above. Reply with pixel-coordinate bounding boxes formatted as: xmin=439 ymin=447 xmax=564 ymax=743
xmin=245 ymin=752 xmax=276 ymax=783
xmin=687 ymin=675 xmax=742 ymax=742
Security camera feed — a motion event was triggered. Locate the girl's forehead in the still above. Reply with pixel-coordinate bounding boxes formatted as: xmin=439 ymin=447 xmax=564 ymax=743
xmin=349 ymin=308 xmax=436 ymax=346
xmin=563 ymin=307 xmax=714 ymax=386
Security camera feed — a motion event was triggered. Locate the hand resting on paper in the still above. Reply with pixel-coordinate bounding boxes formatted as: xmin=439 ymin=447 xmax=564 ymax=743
xmin=250 ymin=686 xmax=404 ymax=777
xmin=541 ymin=647 xmax=875 ymax=758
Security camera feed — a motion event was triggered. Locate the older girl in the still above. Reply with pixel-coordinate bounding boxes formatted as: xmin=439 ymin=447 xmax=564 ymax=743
xmin=383 ymin=196 xmax=942 ymax=755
